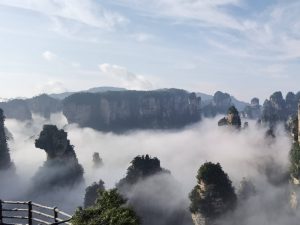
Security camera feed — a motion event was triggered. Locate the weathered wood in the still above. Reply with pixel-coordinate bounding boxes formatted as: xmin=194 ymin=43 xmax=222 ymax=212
xmin=31 ymin=210 xmax=53 ymax=219
xmin=32 ymin=218 xmax=51 ymax=225
xmin=27 ymin=201 xmax=32 ymax=225
xmin=2 ymin=201 xmax=27 ymax=205
xmin=2 ymin=216 xmax=28 ymax=220
xmin=54 ymin=209 xmax=72 ymax=218
xmin=2 ymin=209 xmax=27 ymax=212
xmin=0 ymin=200 xmax=3 ymax=224
xmin=0 ymin=200 xmax=72 ymax=225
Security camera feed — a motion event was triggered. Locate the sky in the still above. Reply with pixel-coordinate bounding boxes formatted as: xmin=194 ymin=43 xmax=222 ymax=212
xmin=0 ymin=0 xmax=300 ymax=101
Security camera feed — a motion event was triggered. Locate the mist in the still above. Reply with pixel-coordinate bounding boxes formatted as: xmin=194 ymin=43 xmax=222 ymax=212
xmin=1 ymin=112 xmax=298 ymax=224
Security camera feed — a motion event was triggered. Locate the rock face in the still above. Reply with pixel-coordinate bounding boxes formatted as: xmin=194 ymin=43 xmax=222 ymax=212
xmin=0 ymin=99 xmax=32 ymax=121
xmin=32 ymin=125 xmax=84 ymax=192
xmin=189 ymin=162 xmax=237 ymax=225
xmin=289 ymin=104 xmax=300 ymax=210
xmin=202 ymin=91 xmax=232 ymax=117
xmin=218 ymin=106 xmax=241 ymax=129
xmin=243 ymin=98 xmax=261 ymax=119
xmin=63 ymin=89 xmax=201 ymax=132
xmin=0 ymin=94 xmax=62 ymax=120
xmin=92 ymin=152 xmax=103 ymax=168
xmin=117 ymin=155 xmax=169 ymax=189
xmin=262 ymin=92 xmax=287 ymax=125
xmin=0 ymin=108 xmax=14 ymax=170
xmin=27 ymin=94 xmax=62 ymax=118
xmin=117 ymin=155 xmax=192 ymax=225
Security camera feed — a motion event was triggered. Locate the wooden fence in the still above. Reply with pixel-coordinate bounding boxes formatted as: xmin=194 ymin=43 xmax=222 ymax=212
xmin=0 ymin=200 xmax=72 ymax=225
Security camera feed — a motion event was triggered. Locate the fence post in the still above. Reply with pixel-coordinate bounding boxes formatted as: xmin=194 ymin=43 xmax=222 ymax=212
xmin=28 ymin=201 xmax=32 ymax=225
xmin=0 ymin=199 xmax=3 ymax=225
xmin=54 ymin=207 xmax=58 ymax=223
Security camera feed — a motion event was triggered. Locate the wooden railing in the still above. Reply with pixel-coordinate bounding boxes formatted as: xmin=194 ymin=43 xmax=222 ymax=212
xmin=0 ymin=200 xmax=72 ymax=225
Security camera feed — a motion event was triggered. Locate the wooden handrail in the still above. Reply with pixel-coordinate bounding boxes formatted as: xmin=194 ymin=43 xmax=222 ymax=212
xmin=0 ymin=200 xmax=72 ymax=225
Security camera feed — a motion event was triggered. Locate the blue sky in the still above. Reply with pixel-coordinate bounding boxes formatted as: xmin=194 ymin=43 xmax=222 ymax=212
xmin=0 ymin=0 xmax=300 ymax=101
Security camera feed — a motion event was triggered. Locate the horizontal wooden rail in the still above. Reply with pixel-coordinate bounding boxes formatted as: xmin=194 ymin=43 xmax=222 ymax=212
xmin=0 ymin=200 xmax=72 ymax=225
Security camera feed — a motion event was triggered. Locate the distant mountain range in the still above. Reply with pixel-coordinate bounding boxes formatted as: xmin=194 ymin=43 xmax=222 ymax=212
xmin=197 ymin=93 xmax=249 ymax=111
xmin=3 ymin=86 xmax=296 ymax=132
xmin=49 ymin=87 xmax=126 ymax=100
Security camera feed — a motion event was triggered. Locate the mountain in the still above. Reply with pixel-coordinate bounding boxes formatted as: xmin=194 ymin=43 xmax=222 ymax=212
xmin=197 ymin=92 xmax=248 ymax=111
xmin=63 ymin=89 xmax=201 ymax=132
xmin=49 ymin=87 xmax=126 ymax=100
xmin=0 ymin=94 xmax=61 ymax=120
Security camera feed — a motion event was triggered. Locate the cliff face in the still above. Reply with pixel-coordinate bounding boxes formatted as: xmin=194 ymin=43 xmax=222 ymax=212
xmin=0 ymin=94 xmax=62 ymax=120
xmin=63 ymin=89 xmax=201 ymax=132
xmin=31 ymin=125 xmax=84 ymax=193
xmin=243 ymin=98 xmax=261 ymax=119
xmin=0 ymin=99 xmax=32 ymax=121
xmin=27 ymin=94 xmax=62 ymax=118
xmin=0 ymin=108 xmax=14 ymax=170
xmin=218 ymin=106 xmax=241 ymax=129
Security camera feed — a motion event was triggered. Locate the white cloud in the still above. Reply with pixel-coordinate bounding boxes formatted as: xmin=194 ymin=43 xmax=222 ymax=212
xmin=132 ymin=33 xmax=155 ymax=42
xmin=0 ymin=0 xmax=128 ymax=30
xmin=99 ymin=64 xmax=153 ymax=90
xmin=42 ymin=50 xmax=57 ymax=61
xmin=116 ymin=0 xmax=242 ymax=30
xmin=261 ymin=64 xmax=289 ymax=79
xmin=35 ymin=80 xmax=67 ymax=94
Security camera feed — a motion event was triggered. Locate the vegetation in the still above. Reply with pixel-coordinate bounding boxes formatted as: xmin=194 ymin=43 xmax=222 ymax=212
xmin=84 ymin=180 xmax=105 ymax=208
xmin=117 ymin=155 xmax=169 ymax=188
xmin=189 ymin=162 xmax=237 ymax=219
xmin=0 ymin=108 xmax=13 ymax=170
xmin=218 ymin=106 xmax=241 ymax=128
xmin=72 ymin=189 xmax=140 ymax=225
xmin=290 ymin=143 xmax=300 ymax=179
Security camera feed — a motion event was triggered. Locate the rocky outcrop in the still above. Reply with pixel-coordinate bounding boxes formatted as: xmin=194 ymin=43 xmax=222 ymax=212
xmin=63 ymin=89 xmax=201 ymax=132
xmin=218 ymin=106 xmax=241 ymax=129
xmin=92 ymin=152 xmax=103 ymax=168
xmin=117 ymin=155 xmax=192 ymax=225
xmin=189 ymin=162 xmax=237 ymax=225
xmin=0 ymin=94 xmax=62 ymax=120
xmin=243 ymin=98 xmax=261 ymax=119
xmin=27 ymin=94 xmax=62 ymax=118
xmin=31 ymin=125 xmax=84 ymax=192
xmin=202 ymin=91 xmax=232 ymax=117
xmin=0 ymin=99 xmax=32 ymax=121
xmin=262 ymin=92 xmax=287 ymax=125
xmin=0 ymin=108 xmax=14 ymax=170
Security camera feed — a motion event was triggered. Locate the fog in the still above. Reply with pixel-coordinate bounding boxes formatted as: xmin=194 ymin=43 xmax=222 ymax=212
xmin=1 ymin=112 xmax=299 ymax=224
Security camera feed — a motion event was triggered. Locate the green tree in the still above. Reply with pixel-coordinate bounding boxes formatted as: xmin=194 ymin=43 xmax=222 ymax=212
xmin=189 ymin=162 xmax=237 ymax=219
xmin=84 ymin=180 xmax=105 ymax=208
xmin=117 ymin=154 xmax=169 ymax=188
xmin=290 ymin=143 xmax=300 ymax=179
xmin=72 ymin=189 xmax=140 ymax=225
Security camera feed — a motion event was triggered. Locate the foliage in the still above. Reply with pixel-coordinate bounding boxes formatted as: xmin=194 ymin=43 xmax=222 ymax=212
xmin=290 ymin=143 xmax=300 ymax=178
xmin=189 ymin=162 xmax=237 ymax=218
xmin=72 ymin=189 xmax=140 ymax=225
xmin=117 ymin=155 xmax=169 ymax=188
xmin=84 ymin=180 xmax=105 ymax=208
